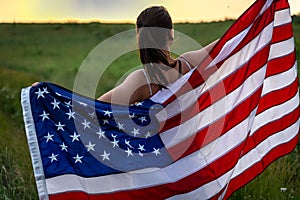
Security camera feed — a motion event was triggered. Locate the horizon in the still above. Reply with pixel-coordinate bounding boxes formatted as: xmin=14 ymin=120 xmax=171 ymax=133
xmin=1 ymin=13 xmax=300 ymax=25
xmin=0 ymin=18 xmax=236 ymax=24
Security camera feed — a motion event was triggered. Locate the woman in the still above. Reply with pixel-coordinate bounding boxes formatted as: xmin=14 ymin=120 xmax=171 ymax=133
xmin=98 ymin=6 xmax=218 ymax=105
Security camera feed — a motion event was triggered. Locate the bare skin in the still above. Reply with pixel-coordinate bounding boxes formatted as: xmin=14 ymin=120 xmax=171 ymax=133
xmin=98 ymin=39 xmax=218 ymax=105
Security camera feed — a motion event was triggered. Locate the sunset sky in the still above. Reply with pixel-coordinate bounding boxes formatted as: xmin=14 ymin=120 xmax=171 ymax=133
xmin=1 ymin=0 xmax=300 ymax=23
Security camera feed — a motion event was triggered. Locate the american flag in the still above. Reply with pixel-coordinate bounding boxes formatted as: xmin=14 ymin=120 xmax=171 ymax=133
xmin=21 ymin=0 xmax=299 ymax=199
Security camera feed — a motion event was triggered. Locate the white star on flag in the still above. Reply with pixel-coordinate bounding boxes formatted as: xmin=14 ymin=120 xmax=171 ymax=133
xmin=65 ymin=109 xmax=75 ymax=120
xmin=88 ymin=112 xmax=96 ymax=118
xmin=42 ymin=87 xmax=49 ymax=94
xmin=125 ymin=148 xmax=133 ymax=157
xmin=64 ymin=101 xmax=72 ymax=108
xmin=145 ymin=131 xmax=152 ymax=138
xmin=138 ymin=116 xmax=147 ymax=123
xmin=96 ymin=128 xmax=106 ymax=139
xmin=129 ymin=113 xmax=136 ymax=118
xmin=85 ymin=141 xmax=96 ymax=152
xmin=44 ymin=132 xmax=54 ymax=143
xmin=131 ymin=128 xmax=140 ymax=136
xmin=39 ymin=110 xmax=50 ymax=121
xmin=59 ymin=143 xmax=68 ymax=152
xmin=152 ymin=148 xmax=161 ymax=156
xmin=51 ymin=99 xmax=60 ymax=110
xmin=111 ymin=138 xmax=119 ymax=148
xmin=70 ymin=132 xmax=80 ymax=142
xmin=100 ymin=150 xmax=110 ymax=161
xmin=81 ymin=119 xmax=91 ymax=129
xmin=35 ymin=88 xmax=45 ymax=99
xmin=117 ymin=122 xmax=125 ymax=130
xmin=103 ymin=110 xmax=113 ymax=117
xmin=73 ymin=154 xmax=83 ymax=163
xmin=55 ymin=122 xmax=65 ymax=131
xmin=138 ymin=144 xmax=146 ymax=152
xmin=49 ymin=153 xmax=58 ymax=163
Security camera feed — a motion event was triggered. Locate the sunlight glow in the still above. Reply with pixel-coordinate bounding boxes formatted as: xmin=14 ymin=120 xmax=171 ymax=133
xmin=0 ymin=0 xmax=299 ymax=23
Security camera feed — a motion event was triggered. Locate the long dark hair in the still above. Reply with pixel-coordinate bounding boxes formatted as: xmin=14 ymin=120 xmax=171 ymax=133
xmin=136 ymin=6 xmax=174 ymax=88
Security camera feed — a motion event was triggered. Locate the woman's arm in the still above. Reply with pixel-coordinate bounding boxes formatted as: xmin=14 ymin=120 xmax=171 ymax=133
xmin=180 ymin=39 xmax=219 ymax=67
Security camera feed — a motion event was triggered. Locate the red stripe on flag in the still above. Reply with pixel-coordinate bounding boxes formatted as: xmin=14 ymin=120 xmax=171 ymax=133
xmin=50 ymin=192 xmax=89 ymax=200
xmin=265 ymin=51 xmax=296 ymax=77
xmin=272 ymin=23 xmax=293 ymax=44
xmin=274 ymin=0 xmax=290 ymax=13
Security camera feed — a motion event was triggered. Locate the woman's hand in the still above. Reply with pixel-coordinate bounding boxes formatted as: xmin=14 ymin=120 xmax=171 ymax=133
xmin=32 ymin=82 xmax=40 ymax=86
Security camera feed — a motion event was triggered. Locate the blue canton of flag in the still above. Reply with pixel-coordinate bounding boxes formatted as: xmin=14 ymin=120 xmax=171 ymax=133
xmin=25 ymin=82 xmax=172 ymax=180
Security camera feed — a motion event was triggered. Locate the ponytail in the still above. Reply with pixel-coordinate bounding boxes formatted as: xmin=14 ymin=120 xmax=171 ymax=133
xmin=136 ymin=6 xmax=174 ymax=88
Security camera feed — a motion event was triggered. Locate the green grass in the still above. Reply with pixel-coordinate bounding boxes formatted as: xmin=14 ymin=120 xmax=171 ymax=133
xmin=0 ymin=16 xmax=299 ymax=199
xmin=0 ymin=113 xmax=38 ymax=200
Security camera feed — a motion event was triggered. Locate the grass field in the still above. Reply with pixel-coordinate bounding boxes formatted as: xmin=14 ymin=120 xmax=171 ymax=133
xmin=0 ymin=16 xmax=299 ymax=199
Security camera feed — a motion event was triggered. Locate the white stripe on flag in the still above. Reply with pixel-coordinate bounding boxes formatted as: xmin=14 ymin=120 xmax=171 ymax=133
xmin=259 ymin=0 xmax=274 ymax=16
xmin=261 ymin=62 xmax=297 ymax=96
xmin=274 ymin=8 xmax=292 ymax=27
xmin=269 ymin=37 xmax=295 ymax=60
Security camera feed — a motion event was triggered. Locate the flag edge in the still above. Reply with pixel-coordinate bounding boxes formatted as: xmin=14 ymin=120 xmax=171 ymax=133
xmin=21 ymin=86 xmax=49 ymax=200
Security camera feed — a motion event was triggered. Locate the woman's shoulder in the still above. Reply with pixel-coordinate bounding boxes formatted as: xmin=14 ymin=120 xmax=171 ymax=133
xmin=122 ymin=68 xmax=150 ymax=92
xmin=127 ymin=68 xmax=147 ymax=83
xmin=125 ymin=68 xmax=154 ymax=101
